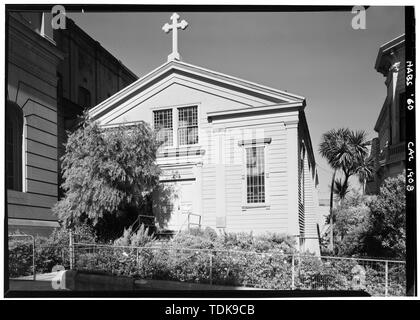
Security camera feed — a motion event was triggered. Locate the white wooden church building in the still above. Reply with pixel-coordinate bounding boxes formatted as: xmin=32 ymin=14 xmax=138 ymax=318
xmin=89 ymin=13 xmax=321 ymax=253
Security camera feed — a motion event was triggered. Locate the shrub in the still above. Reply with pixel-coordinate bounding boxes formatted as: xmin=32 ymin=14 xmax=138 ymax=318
xmin=53 ymin=115 xmax=161 ymax=242
xmin=367 ymin=173 xmax=406 ymax=259
xmin=10 ymin=226 xmax=405 ymax=295
xmin=8 ymin=235 xmax=35 ymax=278
xmin=114 ymin=224 xmax=156 ymax=248
xmin=8 ymin=225 xmax=97 ymax=277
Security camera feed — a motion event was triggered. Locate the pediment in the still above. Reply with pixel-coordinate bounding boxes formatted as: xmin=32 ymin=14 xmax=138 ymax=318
xmin=89 ymin=60 xmax=305 ymax=124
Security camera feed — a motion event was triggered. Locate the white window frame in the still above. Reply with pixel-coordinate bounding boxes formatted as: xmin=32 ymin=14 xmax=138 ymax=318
xmin=22 ymin=117 xmax=27 ymax=192
xmin=152 ymin=103 xmax=200 ymax=149
xmin=177 ymin=105 xmax=199 ymax=147
xmin=241 ymin=142 xmax=270 ymax=209
xmin=153 ymin=107 xmax=174 ymax=148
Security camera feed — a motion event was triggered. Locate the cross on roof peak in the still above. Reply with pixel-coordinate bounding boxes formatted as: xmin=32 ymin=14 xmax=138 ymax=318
xmin=162 ymin=12 xmax=189 ymax=62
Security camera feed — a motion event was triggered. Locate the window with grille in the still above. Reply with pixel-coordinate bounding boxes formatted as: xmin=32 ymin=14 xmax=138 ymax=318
xmin=178 ymin=106 xmax=198 ymax=145
xmin=154 ymin=109 xmax=173 ymax=147
xmin=246 ymin=146 xmax=265 ymax=203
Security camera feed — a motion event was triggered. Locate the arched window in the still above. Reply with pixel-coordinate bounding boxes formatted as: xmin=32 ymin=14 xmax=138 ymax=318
xmin=6 ymin=100 xmax=24 ymax=191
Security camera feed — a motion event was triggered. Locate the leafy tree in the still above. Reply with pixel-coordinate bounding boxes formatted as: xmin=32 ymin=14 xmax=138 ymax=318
xmin=319 ymin=128 xmax=373 ymax=252
xmin=319 ymin=128 xmax=372 ymax=201
xmin=356 ymin=157 xmax=375 ymax=195
xmin=367 ymin=173 xmax=406 ymax=259
xmin=328 ymin=173 xmax=406 ymax=259
xmin=332 ymin=194 xmax=371 ymax=256
xmin=53 ymin=115 xmax=161 ymax=241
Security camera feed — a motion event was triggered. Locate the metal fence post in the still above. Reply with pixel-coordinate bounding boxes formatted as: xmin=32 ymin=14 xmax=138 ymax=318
xmin=69 ymin=230 xmax=74 ymax=270
xmin=32 ymin=236 xmax=36 ymax=281
xmin=385 ymin=260 xmax=389 ymax=297
xmin=291 ymin=254 xmax=295 ymax=290
xmin=209 ymin=253 xmax=213 ymax=285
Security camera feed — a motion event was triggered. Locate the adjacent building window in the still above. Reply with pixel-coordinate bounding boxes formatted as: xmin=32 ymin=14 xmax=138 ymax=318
xmin=246 ymin=146 xmax=265 ymax=203
xmin=178 ymin=106 xmax=198 ymax=145
xmin=78 ymin=86 xmax=91 ymax=108
xmin=399 ymin=92 xmax=406 ymax=142
xmin=154 ymin=109 xmax=173 ymax=147
xmin=6 ymin=101 xmax=23 ymax=191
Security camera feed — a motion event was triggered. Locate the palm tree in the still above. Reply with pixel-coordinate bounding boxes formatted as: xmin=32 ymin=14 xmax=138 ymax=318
xmin=319 ymin=128 xmax=371 ymax=252
xmin=356 ymin=157 xmax=375 ymax=195
xmin=333 ymin=179 xmax=350 ymax=202
xmin=319 ymin=128 xmax=350 ymax=252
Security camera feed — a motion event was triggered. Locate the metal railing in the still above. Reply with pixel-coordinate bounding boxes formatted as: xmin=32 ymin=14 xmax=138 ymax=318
xmin=8 ymin=235 xmax=405 ymax=296
xmin=187 ymin=213 xmax=202 ymax=231
xmin=71 ymin=242 xmax=406 ymax=296
xmin=379 ymin=142 xmax=405 ymax=165
xmin=8 ymin=234 xmax=70 ymax=280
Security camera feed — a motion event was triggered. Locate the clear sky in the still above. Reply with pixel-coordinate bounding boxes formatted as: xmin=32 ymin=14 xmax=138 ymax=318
xmin=68 ymin=7 xmax=405 ymax=198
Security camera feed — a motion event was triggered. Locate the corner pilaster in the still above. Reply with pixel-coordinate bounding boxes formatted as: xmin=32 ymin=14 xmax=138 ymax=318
xmin=284 ymin=119 xmax=300 ymax=243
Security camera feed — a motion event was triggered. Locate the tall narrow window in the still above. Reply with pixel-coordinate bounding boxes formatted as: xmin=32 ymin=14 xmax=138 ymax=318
xmin=246 ymin=146 xmax=265 ymax=203
xmin=399 ymin=92 xmax=406 ymax=142
xmin=78 ymin=86 xmax=91 ymax=108
xmin=154 ymin=109 xmax=173 ymax=147
xmin=178 ymin=106 xmax=198 ymax=145
xmin=6 ymin=101 xmax=23 ymax=191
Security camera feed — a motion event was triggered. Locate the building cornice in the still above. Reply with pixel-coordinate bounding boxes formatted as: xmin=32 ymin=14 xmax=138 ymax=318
xmin=8 ymin=14 xmax=64 ymax=63
xmin=207 ymin=102 xmax=304 ymax=120
xmin=374 ymin=34 xmax=405 ymax=77
xmin=89 ymin=60 xmax=306 ymax=121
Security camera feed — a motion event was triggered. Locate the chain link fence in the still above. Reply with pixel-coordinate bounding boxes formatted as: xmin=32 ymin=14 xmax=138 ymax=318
xmin=71 ymin=243 xmax=406 ymax=296
xmin=8 ymin=236 xmax=405 ymax=296
xmin=8 ymin=234 xmax=69 ymax=280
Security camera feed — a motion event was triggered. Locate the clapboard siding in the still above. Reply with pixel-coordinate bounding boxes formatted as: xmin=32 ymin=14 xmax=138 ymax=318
xmin=8 ymin=204 xmax=56 ymax=221
xmin=27 ymin=166 xmax=57 ymax=184
xmin=7 ymin=190 xmax=57 ymax=208
xmin=216 ymin=122 xmax=290 ymax=234
xmin=201 ymin=165 xmax=216 ymax=227
xmin=26 ymin=126 xmax=57 ymax=147
xmin=26 ymin=115 xmax=57 ymax=135
xmin=27 ymin=179 xmax=58 ymax=196
xmin=25 ymin=100 xmax=57 ymax=123
xmin=7 ymin=14 xmax=62 ymax=235
xmin=304 ymin=156 xmax=318 ymax=238
xmin=26 ymin=139 xmax=57 ymax=159
xmin=27 ymin=153 xmax=57 ymax=172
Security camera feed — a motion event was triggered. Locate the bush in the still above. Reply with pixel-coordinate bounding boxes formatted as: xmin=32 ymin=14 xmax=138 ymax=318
xmin=10 ymin=226 xmax=406 ymax=295
xmin=8 ymin=225 xmax=97 ymax=277
xmin=297 ymin=257 xmax=347 ymax=290
xmin=8 ymin=235 xmax=35 ymax=278
xmin=114 ymin=224 xmax=155 ymax=248
xmin=327 ymin=173 xmax=406 ymax=259
xmin=53 ymin=116 xmax=161 ymax=242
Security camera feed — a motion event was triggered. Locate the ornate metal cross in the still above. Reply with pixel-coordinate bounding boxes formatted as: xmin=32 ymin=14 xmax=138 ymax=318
xmin=162 ymin=12 xmax=189 ymax=62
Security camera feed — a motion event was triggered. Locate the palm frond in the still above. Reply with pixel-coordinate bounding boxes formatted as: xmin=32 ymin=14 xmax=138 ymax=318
xmin=333 ymin=178 xmax=350 ymax=200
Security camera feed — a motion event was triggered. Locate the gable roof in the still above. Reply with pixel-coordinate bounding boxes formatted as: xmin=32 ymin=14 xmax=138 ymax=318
xmin=89 ymin=60 xmax=306 ymax=121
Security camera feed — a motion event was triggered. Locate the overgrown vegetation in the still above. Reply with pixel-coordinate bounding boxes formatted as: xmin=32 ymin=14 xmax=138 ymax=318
xmin=319 ymin=128 xmax=373 ymax=201
xmin=323 ymin=173 xmax=406 ymax=259
xmin=8 ymin=225 xmax=96 ymax=278
xmin=9 ymin=225 xmax=405 ymax=295
xmin=52 ymin=115 xmax=161 ymax=241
